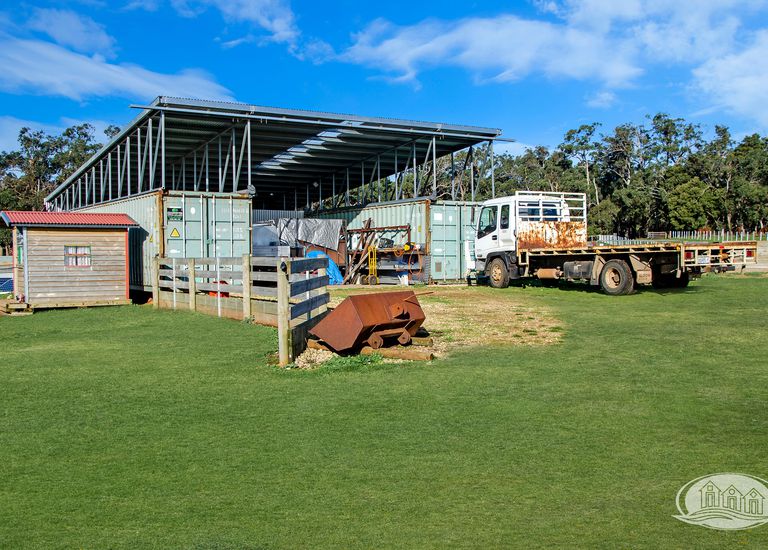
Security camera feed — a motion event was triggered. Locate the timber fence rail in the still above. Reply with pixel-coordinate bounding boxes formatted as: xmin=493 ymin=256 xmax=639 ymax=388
xmin=152 ymin=255 xmax=329 ymax=365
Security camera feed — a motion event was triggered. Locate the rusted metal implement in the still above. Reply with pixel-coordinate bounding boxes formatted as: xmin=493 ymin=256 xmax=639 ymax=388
xmin=309 ymin=290 xmax=426 ymax=353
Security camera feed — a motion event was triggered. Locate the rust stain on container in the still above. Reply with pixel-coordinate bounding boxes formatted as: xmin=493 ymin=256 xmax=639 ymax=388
xmin=309 ymin=290 xmax=426 ymax=353
xmin=517 ymin=221 xmax=587 ymax=250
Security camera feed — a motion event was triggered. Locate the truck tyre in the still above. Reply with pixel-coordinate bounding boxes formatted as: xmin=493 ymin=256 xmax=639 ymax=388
xmin=599 ymin=259 xmax=634 ymax=296
xmin=487 ymin=258 xmax=510 ymax=289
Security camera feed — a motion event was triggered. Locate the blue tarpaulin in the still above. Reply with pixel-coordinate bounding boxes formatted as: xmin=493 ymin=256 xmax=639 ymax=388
xmin=0 ymin=278 xmax=12 ymax=292
xmin=305 ymin=250 xmax=343 ymax=285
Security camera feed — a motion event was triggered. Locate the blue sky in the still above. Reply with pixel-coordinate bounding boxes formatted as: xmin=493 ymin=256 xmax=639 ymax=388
xmin=1 ymin=0 xmax=768 ymax=155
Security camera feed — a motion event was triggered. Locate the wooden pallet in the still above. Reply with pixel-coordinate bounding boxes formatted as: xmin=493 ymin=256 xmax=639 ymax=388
xmin=0 ymin=301 xmax=33 ymax=316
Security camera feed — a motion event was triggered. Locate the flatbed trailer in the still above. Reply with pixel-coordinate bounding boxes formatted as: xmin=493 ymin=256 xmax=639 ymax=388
xmin=516 ymin=240 xmax=757 ymax=295
xmin=472 ymin=192 xmax=759 ymax=295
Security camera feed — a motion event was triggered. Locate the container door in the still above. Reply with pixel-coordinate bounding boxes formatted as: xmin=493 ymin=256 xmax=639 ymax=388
xmin=430 ymin=204 xmax=460 ymax=280
xmin=164 ymin=194 xmax=204 ymax=259
xmin=206 ymin=196 xmax=250 ymax=258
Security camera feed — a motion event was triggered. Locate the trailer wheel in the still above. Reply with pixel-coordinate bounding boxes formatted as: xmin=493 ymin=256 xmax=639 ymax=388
xmin=599 ymin=259 xmax=634 ymax=296
xmin=486 ymin=258 xmax=510 ymax=289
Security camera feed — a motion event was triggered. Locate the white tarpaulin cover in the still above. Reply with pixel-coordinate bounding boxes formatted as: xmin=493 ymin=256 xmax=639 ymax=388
xmin=276 ymin=218 xmax=344 ymax=250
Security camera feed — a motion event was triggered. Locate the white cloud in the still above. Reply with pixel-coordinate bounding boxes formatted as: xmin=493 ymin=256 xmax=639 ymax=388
xmin=331 ymin=1 xmax=768 ymax=127
xmin=493 ymin=141 xmax=536 ymax=156
xmin=219 ymin=35 xmax=256 ymax=49
xmin=0 ymin=36 xmax=233 ymax=102
xmin=27 ymin=8 xmax=116 ymax=57
xmin=693 ymin=30 xmax=768 ymax=126
xmin=338 ymin=1 xmax=766 ymax=94
xmin=173 ymin=0 xmax=299 ymax=45
xmin=124 ymin=0 xmax=160 ymax=10
xmin=341 ymin=16 xmax=639 ymax=87
xmin=0 ymin=116 xmax=120 ymax=153
xmin=0 ymin=116 xmax=57 ymax=152
xmin=587 ymin=91 xmax=618 ymax=108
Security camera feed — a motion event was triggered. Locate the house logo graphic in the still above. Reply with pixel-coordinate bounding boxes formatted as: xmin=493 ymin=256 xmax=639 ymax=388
xmin=675 ymin=473 xmax=768 ymax=530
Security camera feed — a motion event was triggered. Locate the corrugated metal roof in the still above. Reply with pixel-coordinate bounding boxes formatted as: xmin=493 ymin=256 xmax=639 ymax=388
xmin=45 ymin=96 xmax=503 ymax=210
xmin=0 ymin=211 xmax=138 ymax=227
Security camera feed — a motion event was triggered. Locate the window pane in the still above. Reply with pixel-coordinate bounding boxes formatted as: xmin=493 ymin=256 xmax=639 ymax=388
xmin=64 ymin=245 xmax=91 ymax=267
xmin=477 ymin=206 xmax=497 ymax=238
xmin=500 ymin=205 xmax=510 ymax=229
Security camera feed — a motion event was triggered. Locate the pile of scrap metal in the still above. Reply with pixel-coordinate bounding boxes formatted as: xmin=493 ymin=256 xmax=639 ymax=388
xmin=308 ymin=290 xmax=434 ymax=360
xmin=252 ymin=217 xmax=428 ymax=286
xmin=344 ymin=219 xmax=427 ymax=285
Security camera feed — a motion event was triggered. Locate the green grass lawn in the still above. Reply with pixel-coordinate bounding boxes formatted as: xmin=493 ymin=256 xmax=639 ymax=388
xmin=2 ymin=276 xmax=768 ymax=548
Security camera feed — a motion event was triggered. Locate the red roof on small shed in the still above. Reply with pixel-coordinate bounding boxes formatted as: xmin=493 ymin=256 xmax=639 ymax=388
xmin=0 ymin=210 xmax=138 ymax=228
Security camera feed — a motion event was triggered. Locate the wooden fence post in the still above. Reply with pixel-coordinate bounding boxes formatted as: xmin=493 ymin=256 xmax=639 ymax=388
xmin=320 ymin=264 xmax=328 ymax=314
xmin=242 ymin=254 xmax=252 ymax=321
xmin=172 ymin=258 xmax=177 ymax=310
xmin=277 ymin=257 xmax=292 ymax=366
xmin=188 ymin=258 xmax=196 ymax=312
xmin=152 ymin=257 xmax=160 ymax=309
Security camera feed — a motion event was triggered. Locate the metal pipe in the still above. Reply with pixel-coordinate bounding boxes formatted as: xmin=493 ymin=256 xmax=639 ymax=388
xmin=246 ymin=120 xmax=252 ymax=194
xmin=148 ymin=117 xmax=154 ymax=189
xmin=490 ymin=140 xmax=495 ymax=198
xmin=161 ymin=111 xmax=166 ymax=189
xmin=432 ymin=136 xmax=437 ymax=198
xmin=413 ymin=142 xmax=418 ymax=197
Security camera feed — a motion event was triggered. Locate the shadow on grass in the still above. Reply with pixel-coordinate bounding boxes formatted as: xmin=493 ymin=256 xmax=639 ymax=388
xmin=505 ymin=278 xmax=705 ymax=296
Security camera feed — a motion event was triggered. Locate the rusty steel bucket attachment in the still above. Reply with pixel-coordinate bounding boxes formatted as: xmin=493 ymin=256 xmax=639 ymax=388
xmin=309 ymin=290 xmax=426 ymax=353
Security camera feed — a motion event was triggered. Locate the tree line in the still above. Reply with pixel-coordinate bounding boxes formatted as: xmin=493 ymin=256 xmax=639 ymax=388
xmin=0 ymin=123 xmax=119 ymax=253
xmin=481 ymin=114 xmax=768 ymax=237
xmin=2 ymin=114 xmax=767 ymax=254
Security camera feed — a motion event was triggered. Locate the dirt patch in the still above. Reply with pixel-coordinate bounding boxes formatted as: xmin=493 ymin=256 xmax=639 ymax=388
xmin=328 ymin=285 xmax=562 ymax=357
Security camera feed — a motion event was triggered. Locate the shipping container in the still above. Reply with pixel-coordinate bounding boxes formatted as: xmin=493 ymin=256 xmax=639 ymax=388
xmin=314 ymin=199 xmax=430 ymax=247
xmin=311 ymin=199 xmax=480 ymax=281
xmin=79 ymin=190 xmax=251 ymax=290
xmin=252 ymin=209 xmax=304 ymax=224
xmin=429 ymin=201 xmax=481 ymax=281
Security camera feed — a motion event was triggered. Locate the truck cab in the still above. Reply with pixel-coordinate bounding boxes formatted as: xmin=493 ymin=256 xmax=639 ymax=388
xmin=474 ymin=192 xmax=587 ymax=286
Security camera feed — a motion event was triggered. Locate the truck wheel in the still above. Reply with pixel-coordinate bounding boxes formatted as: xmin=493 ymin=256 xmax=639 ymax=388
xmin=599 ymin=259 xmax=635 ymax=296
xmin=486 ymin=258 xmax=510 ymax=289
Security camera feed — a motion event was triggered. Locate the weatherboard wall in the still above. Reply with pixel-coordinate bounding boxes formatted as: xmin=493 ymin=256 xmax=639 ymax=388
xmin=22 ymin=228 xmax=128 ymax=305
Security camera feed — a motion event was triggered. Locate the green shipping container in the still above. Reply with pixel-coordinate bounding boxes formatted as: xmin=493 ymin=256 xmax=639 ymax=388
xmin=312 ymin=199 xmax=480 ymax=281
xmin=78 ymin=190 xmax=251 ymax=290
xmin=429 ymin=201 xmax=481 ymax=281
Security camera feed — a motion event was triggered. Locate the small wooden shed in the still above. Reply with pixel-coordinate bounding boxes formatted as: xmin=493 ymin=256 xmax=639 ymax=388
xmin=1 ymin=211 xmax=138 ymax=309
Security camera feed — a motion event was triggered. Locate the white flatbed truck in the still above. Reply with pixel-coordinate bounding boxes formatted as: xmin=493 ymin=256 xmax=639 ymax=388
xmin=472 ymin=191 xmax=758 ymax=295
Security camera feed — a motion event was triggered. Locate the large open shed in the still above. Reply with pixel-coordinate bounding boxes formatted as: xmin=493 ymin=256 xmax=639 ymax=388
xmin=45 ymin=97 xmax=502 ymax=213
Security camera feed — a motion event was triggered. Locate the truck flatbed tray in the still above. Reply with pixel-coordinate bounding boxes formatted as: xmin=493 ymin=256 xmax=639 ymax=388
xmin=523 ymin=240 xmax=756 ymax=255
